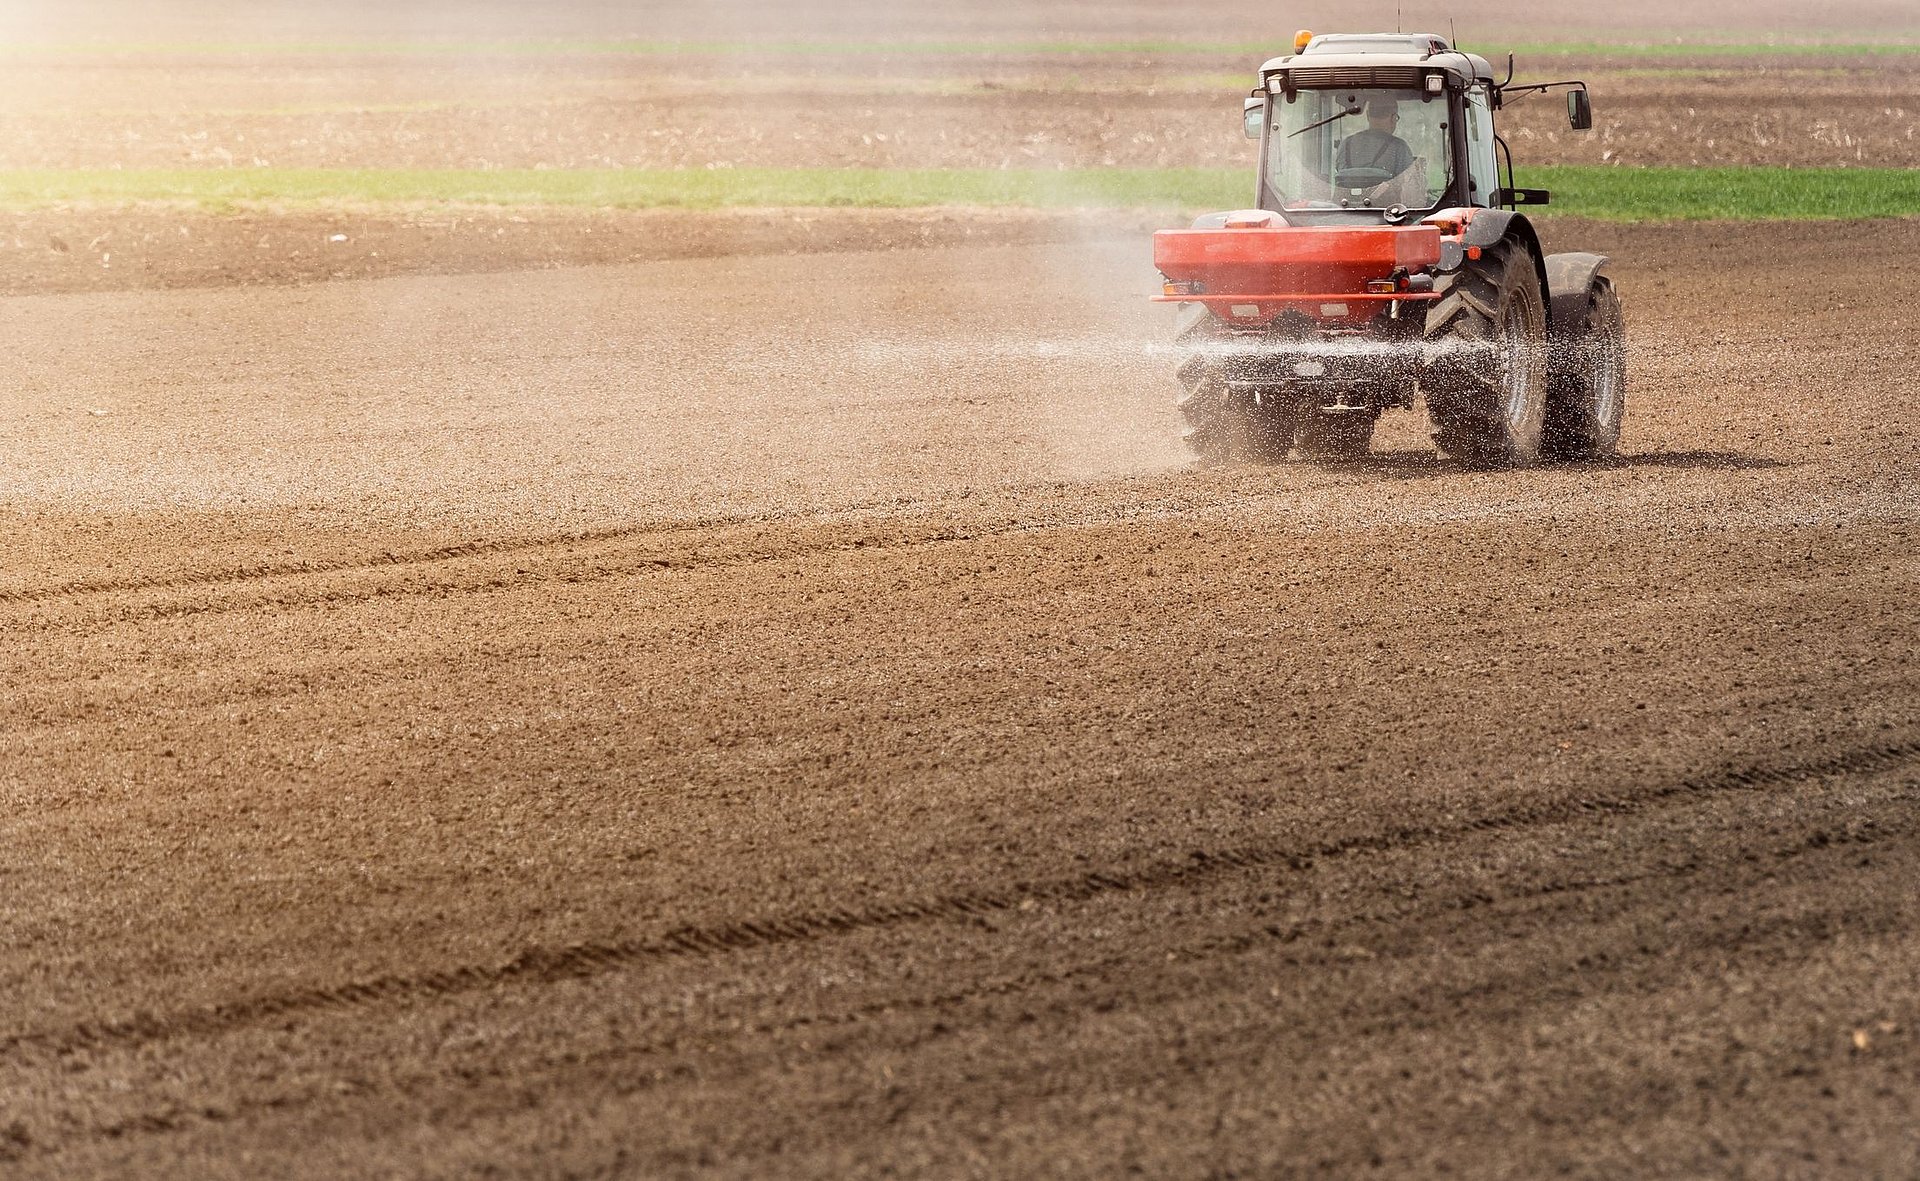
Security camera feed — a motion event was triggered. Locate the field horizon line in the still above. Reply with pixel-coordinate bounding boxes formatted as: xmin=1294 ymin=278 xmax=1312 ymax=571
xmin=1 ymin=166 xmax=1914 ymax=223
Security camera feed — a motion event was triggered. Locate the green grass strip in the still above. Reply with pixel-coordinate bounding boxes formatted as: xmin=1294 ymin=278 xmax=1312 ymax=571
xmin=1524 ymin=165 xmax=1920 ymax=220
xmin=2 ymin=166 xmax=1915 ymax=221
xmin=1 ymin=38 xmax=1915 ymax=59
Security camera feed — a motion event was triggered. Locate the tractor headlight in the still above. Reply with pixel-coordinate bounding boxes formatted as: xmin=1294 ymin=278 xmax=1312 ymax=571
xmin=1425 ymin=73 xmax=1446 ymax=94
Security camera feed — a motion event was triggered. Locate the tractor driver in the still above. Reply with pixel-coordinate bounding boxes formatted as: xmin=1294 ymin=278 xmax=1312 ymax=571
xmin=1336 ymin=98 xmax=1416 ymax=182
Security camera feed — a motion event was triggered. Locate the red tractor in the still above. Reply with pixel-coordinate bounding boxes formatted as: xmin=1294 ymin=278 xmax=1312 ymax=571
xmin=1155 ymin=31 xmax=1625 ymax=466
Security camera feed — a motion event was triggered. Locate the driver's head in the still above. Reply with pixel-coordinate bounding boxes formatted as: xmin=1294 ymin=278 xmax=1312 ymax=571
xmin=1366 ymin=98 xmax=1400 ymax=129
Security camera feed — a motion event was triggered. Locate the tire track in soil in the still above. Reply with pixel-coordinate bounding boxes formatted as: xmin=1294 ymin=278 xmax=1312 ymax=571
xmin=0 ymin=511 xmax=855 ymax=606
xmin=0 ymin=519 xmax=973 ymax=632
xmin=0 ymin=452 xmax=1774 ymax=622
xmin=33 ymin=793 xmax=1920 ymax=1164
xmin=0 ymin=521 xmax=702 ymax=605
xmin=1 ymin=485 xmax=1871 ymax=635
xmin=6 ymin=459 xmax=1893 ymax=632
xmin=0 ymin=501 xmax=1125 ymax=630
xmin=6 ymin=736 xmax=1916 ymax=1061
xmin=0 ymin=472 xmax=1306 ymax=610
xmin=0 ymin=470 xmax=1389 ymax=631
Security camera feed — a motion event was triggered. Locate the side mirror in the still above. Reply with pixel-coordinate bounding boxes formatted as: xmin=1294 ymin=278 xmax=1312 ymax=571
xmin=1568 ymin=88 xmax=1593 ymax=131
xmin=1244 ymin=97 xmax=1265 ymax=141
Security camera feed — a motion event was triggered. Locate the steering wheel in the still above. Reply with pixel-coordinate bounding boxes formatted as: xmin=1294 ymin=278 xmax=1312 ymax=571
xmin=1334 ymin=166 xmax=1395 ymax=190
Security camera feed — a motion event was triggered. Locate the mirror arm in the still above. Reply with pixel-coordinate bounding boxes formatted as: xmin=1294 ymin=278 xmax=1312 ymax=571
xmin=1500 ymin=79 xmax=1589 ymax=98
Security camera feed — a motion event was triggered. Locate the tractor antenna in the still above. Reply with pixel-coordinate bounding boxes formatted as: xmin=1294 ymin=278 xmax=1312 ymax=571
xmin=1397 ymin=4 xmax=1403 ymax=32
xmin=1451 ymin=20 xmax=1459 ymax=52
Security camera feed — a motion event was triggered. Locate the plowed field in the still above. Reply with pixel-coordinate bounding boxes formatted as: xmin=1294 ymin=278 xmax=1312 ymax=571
xmin=5 ymin=214 xmax=1917 ymax=1178
xmin=3 ymin=4 xmax=1918 ymax=1177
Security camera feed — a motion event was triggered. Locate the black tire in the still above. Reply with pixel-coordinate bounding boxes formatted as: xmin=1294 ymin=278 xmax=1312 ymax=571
xmin=1174 ymin=306 xmax=1296 ymax=463
xmin=1542 ymin=278 xmax=1627 ymax=461
xmin=1421 ymin=241 xmax=1548 ymax=468
xmin=1294 ymin=411 xmax=1378 ymax=462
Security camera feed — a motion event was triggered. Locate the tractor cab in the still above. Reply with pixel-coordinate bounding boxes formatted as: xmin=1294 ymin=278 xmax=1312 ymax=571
xmin=1244 ymin=32 xmax=1587 ymax=225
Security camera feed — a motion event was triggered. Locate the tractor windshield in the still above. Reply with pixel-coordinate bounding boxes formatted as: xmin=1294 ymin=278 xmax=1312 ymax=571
xmin=1266 ymin=87 xmax=1451 ymax=217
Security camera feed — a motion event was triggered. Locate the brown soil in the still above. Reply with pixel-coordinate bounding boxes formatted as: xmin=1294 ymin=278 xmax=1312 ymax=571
xmin=0 ymin=205 xmax=1160 ymax=296
xmin=2 ymin=216 xmax=1917 ymax=1177
xmin=4 ymin=4 xmax=1920 ymax=1176
xmin=2 ymin=54 xmax=1916 ymax=173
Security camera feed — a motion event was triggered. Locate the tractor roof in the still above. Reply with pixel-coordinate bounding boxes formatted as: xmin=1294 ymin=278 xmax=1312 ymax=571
xmin=1304 ymin=33 xmax=1450 ymax=56
xmin=1259 ymin=33 xmax=1497 ymax=88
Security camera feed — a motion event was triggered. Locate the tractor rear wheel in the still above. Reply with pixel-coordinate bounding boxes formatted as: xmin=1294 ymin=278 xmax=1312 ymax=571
xmin=1542 ymin=278 xmax=1627 ymax=461
xmin=1295 ymin=411 xmax=1378 ymax=462
xmin=1422 ymin=241 xmax=1548 ymax=468
xmin=1175 ymin=307 xmax=1296 ymax=463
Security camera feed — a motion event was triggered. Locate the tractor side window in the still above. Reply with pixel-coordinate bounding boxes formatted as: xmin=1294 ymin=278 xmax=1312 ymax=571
xmin=1464 ymin=85 xmax=1500 ymax=205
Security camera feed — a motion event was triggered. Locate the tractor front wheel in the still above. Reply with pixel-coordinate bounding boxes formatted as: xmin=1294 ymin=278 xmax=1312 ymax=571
xmin=1422 ymin=241 xmax=1549 ymax=468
